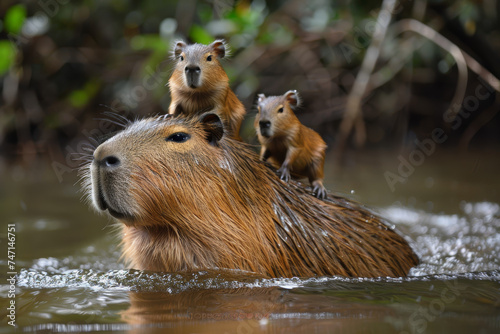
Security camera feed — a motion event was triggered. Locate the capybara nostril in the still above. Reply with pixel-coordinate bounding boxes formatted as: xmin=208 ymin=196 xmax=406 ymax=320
xmin=259 ymin=121 xmax=271 ymax=129
xmin=101 ymin=155 xmax=121 ymax=168
xmin=185 ymin=66 xmax=201 ymax=74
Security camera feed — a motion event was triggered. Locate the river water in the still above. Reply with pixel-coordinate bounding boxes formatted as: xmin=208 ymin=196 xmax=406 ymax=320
xmin=1 ymin=148 xmax=499 ymax=333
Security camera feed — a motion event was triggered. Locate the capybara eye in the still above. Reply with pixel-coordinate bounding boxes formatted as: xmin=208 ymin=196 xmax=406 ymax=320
xmin=166 ymin=132 xmax=190 ymax=143
xmin=278 ymin=107 xmax=284 ymax=113
xmin=180 ymin=55 xmax=184 ymax=61
xmin=206 ymin=55 xmax=212 ymax=61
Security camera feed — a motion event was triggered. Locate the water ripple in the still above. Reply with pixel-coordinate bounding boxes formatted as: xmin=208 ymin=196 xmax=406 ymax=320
xmin=16 ymin=267 xmax=500 ymax=293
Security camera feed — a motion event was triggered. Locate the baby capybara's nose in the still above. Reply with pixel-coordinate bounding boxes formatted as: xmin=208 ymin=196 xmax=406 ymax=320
xmin=259 ymin=120 xmax=271 ymax=129
xmin=185 ymin=66 xmax=201 ymax=74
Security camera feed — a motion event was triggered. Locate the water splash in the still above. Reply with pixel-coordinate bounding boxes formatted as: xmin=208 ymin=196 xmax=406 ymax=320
xmin=381 ymin=202 xmax=500 ymax=276
xmin=16 ymin=267 xmax=500 ymax=293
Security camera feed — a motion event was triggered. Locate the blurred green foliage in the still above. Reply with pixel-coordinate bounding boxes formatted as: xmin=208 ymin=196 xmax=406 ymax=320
xmin=0 ymin=0 xmax=499 ymax=162
xmin=0 ymin=41 xmax=15 ymax=75
xmin=0 ymin=4 xmax=26 ymax=75
xmin=4 ymin=4 xmax=26 ymax=34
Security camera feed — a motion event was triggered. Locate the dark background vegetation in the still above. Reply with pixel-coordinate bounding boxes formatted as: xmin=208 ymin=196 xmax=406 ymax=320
xmin=0 ymin=0 xmax=499 ymax=175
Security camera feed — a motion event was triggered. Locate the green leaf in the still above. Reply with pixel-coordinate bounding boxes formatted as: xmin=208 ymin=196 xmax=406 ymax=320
xmin=189 ymin=25 xmax=213 ymax=45
xmin=0 ymin=41 xmax=16 ymax=76
xmin=69 ymin=89 xmax=88 ymax=108
xmin=68 ymin=80 xmax=100 ymax=108
xmin=130 ymin=34 xmax=167 ymax=52
xmin=5 ymin=4 xmax=27 ymax=34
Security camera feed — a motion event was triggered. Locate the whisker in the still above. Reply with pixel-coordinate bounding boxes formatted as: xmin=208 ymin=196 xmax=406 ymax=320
xmin=94 ymin=117 xmax=128 ymax=128
xmin=99 ymin=104 xmax=128 ymax=115
xmin=71 ymin=156 xmax=94 ymax=162
xmin=69 ymin=152 xmax=93 ymax=157
xmin=101 ymin=109 xmax=132 ymax=127
xmin=81 ymin=145 xmax=96 ymax=153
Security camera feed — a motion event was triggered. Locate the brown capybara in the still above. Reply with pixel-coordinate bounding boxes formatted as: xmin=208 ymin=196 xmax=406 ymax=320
xmin=168 ymin=39 xmax=246 ymax=140
xmin=255 ymin=90 xmax=327 ymax=199
xmin=85 ymin=112 xmax=418 ymax=278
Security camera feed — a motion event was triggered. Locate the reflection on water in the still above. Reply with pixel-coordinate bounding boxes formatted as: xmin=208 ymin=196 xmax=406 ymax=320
xmin=1 ymin=149 xmax=499 ymax=333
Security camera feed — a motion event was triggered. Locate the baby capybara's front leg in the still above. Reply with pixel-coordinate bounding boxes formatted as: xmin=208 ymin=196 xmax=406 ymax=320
xmin=312 ymin=180 xmax=327 ymax=199
xmin=278 ymin=147 xmax=299 ymax=182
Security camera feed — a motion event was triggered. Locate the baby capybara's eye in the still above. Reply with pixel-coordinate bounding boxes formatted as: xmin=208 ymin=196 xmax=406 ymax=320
xmin=166 ymin=132 xmax=191 ymax=143
xmin=206 ymin=55 xmax=212 ymax=61
xmin=277 ymin=107 xmax=284 ymax=113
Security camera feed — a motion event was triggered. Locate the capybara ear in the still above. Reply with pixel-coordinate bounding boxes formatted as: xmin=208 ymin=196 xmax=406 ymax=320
xmin=257 ymin=94 xmax=266 ymax=104
xmin=199 ymin=112 xmax=224 ymax=146
xmin=210 ymin=40 xmax=226 ymax=58
xmin=173 ymin=41 xmax=186 ymax=58
xmin=284 ymin=90 xmax=300 ymax=110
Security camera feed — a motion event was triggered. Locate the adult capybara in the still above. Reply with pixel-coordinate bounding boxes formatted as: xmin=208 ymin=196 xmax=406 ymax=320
xmin=85 ymin=112 xmax=418 ymax=278
xmin=168 ymin=40 xmax=246 ymax=139
xmin=255 ymin=90 xmax=327 ymax=199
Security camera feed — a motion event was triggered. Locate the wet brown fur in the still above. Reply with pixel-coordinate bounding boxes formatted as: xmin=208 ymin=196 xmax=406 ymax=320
xmin=255 ymin=91 xmax=327 ymax=198
xmin=87 ymin=113 xmax=419 ymax=278
xmin=168 ymin=40 xmax=245 ymax=139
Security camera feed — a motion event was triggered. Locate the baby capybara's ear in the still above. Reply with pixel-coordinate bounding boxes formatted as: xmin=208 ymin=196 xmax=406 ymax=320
xmin=199 ymin=112 xmax=224 ymax=146
xmin=284 ymin=90 xmax=300 ymax=110
xmin=257 ymin=93 xmax=266 ymax=104
xmin=210 ymin=40 xmax=226 ymax=59
xmin=173 ymin=41 xmax=187 ymax=58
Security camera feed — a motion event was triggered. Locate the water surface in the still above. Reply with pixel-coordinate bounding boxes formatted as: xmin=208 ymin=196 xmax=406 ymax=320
xmin=1 ymin=149 xmax=499 ymax=333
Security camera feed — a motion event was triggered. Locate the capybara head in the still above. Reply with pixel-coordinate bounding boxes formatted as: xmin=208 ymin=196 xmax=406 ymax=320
xmin=88 ymin=113 xmax=224 ymax=225
xmin=170 ymin=40 xmax=229 ymax=92
xmin=85 ymin=112 xmax=418 ymax=277
xmin=255 ymin=90 xmax=300 ymax=138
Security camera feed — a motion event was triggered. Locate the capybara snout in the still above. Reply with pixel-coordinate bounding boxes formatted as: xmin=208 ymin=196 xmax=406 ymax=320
xmin=184 ymin=65 xmax=201 ymax=88
xmin=91 ymin=129 xmax=138 ymax=221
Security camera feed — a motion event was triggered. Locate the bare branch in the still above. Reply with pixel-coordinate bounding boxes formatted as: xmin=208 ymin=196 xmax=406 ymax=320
xmin=337 ymin=0 xmax=397 ymax=150
xmin=393 ymin=19 xmax=468 ymax=121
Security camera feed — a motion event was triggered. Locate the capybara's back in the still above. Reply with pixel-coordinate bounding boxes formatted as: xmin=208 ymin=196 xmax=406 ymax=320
xmin=86 ymin=113 xmax=418 ymax=278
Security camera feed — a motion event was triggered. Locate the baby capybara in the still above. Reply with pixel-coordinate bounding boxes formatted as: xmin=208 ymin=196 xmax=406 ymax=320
xmin=255 ymin=90 xmax=327 ymax=199
xmin=85 ymin=113 xmax=418 ymax=278
xmin=168 ymin=40 xmax=246 ymax=139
